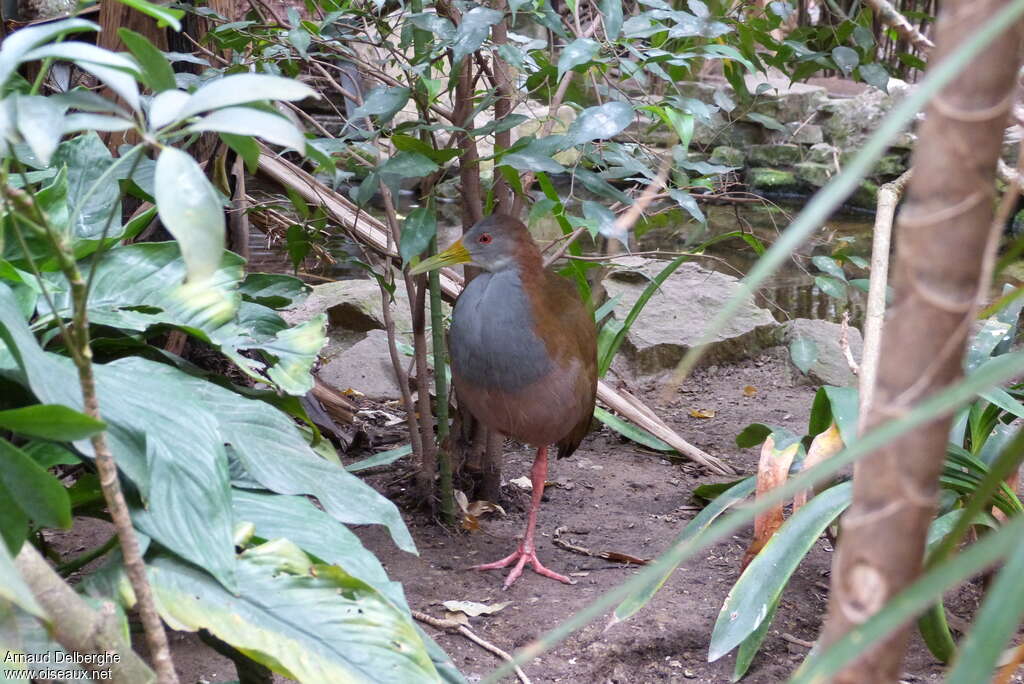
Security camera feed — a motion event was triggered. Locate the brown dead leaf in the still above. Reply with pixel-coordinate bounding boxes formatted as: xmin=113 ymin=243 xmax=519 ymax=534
xmin=689 ymin=408 xmax=716 ymax=419
xmin=743 ymin=385 xmax=757 ymax=397
xmin=441 ymin=600 xmax=512 ymax=617
xmin=342 ymin=388 xmax=365 ymax=397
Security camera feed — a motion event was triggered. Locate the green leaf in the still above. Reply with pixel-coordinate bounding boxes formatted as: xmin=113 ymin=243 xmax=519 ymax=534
xmin=735 ymin=423 xmax=772 ymax=448
xmin=19 ymin=441 xmax=79 ymax=469
xmin=613 ymin=477 xmax=755 ymax=622
xmin=112 ymin=0 xmax=183 ymax=30
xmin=0 ymin=405 xmax=104 ymax=441
xmin=0 ymin=18 xmax=100 ymax=88
xmin=814 ymin=274 xmax=847 ymax=300
xmin=288 ymin=27 xmax=312 ymax=59
xmin=789 ymin=335 xmax=818 ymax=374
xmin=350 ymin=86 xmax=410 ymax=124
xmin=117 ymin=28 xmax=176 ymax=92
xmin=146 ymin=546 xmax=439 ymax=683
xmin=858 ymin=63 xmax=889 ymax=92
xmin=219 ymin=133 xmax=260 ymax=174
xmin=500 ymin=145 xmax=566 ymax=173
xmin=733 ymin=596 xmax=779 ymax=681
xmin=238 ymin=273 xmax=309 ymax=309
xmin=557 ymin=38 xmax=599 ymax=79
xmin=744 ymin=112 xmax=787 ymax=132
xmin=379 ymin=151 xmax=439 ymax=179
xmin=811 ymin=255 xmax=846 ymax=281
xmin=593 ymin=407 xmax=671 ymax=451
xmin=186 ymin=107 xmax=306 ymax=152
xmin=566 ymin=102 xmax=634 ymax=146
xmin=61 ymin=113 xmax=134 ymax=134
xmin=470 ymin=114 xmax=529 ymax=137
xmin=831 ymin=46 xmax=860 ymax=75
xmin=231 ymin=490 xmax=405 ymax=606
xmin=599 ymin=0 xmax=623 ymax=39
xmin=154 ymin=146 xmax=225 ymax=284
xmin=177 ymin=74 xmax=318 ymax=120
xmin=452 ymin=7 xmax=503 ymax=65
xmin=0 ymin=439 xmax=72 ymax=530
xmin=346 ymin=444 xmax=413 ymax=473
xmin=15 ymin=95 xmax=65 ymax=166
xmin=22 ymin=43 xmax=141 ymax=112
xmin=709 ymin=482 xmax=852 ymax=661
xmin=400 ymin=208 xmax=438 ymax=265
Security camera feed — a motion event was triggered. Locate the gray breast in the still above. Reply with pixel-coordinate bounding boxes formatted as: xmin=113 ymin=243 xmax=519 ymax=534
xmin=449 ymin=269 xmax=551 ymax=393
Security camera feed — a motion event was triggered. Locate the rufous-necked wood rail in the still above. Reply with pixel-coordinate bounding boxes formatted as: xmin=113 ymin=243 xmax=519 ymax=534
xmin=410 ymin=214 xmax=598 ymax=588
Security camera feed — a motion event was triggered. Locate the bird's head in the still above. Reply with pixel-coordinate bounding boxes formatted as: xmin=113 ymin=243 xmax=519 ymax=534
xmin=408 ymin=215 xmax=537 ymax=275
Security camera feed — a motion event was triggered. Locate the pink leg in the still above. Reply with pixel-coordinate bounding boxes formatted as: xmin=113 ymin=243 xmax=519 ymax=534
xmin=473 ymin=446 xmax=574 ymax=589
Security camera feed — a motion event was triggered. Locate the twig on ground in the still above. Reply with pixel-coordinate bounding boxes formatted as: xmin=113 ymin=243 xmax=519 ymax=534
xmin=552 ymin=526 xmax=650 ymax=565
xmin=782 ymin=633 xmax=816 ymax=649
xmin=412 ymin=610 xmax=533 ymax=684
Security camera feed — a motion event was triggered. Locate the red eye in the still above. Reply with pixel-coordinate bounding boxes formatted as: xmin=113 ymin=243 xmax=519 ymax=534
xmin=478 ymin=233 xmax=493 ymax=244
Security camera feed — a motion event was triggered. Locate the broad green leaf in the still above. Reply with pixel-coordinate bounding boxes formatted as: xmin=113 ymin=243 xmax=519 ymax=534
xmin=470 ymin=114 xmax=529 ymax=137
xmin=346 ymin=444 xmax=413 ymax=472
xmin=0 ymin=404 xmax=104 ymax=440
xmin=789 ymin=336 xmax=818 ymax=374
xmin=814 ymin=275 xmax=847 ymax=300
xmin=668 ymin=189 xmax=705 ymax=224
xmin=62 ymin=113 xmax=134 ymax=134
xmin=232 ymin=489 xmax=406 ymax=607
xmin=154 ymin=146 xmax=225 ymax=284
xmin=0 ymin=478 xmax=28 ymax=554
xmin=733 ymin=596 xmax=779 ymax=681
xmin=744 ymin=112 xmax=787 ymax=132
xmin=238 ymin=273 xmax=309 ymax=309
xmin=262 ymin=315 xmax=326 ymax=395
xmin=22 ymin=43 xmax=141 ymax=112
xmin=709 ymin=482 xmax=851 ymax=661
xmin=350 ymin=86 xmax=410 ymax=124
xmin=186 ymin=107 xmax=306 ymax=152
xmin=400 ymin=208 xmax=438 ymax=264
xmin=53 ymin=133 xmax=123 ymax=243
xmin=0 ymin=18 xmax=100 ymax=88
xmin=831 ymin=46 xmax=860 ymax=75
xmin=177 ymin=74 xmax=318 ymax=120
xmin=20 ymin=441 xmax=79 ymax=469
xmin=379 ymin=151 xmax=439 ymax=179
xmin=582 ymin=201 xmax=617 ymax=239
xmin=15 ymin=96 xmax=64 ymax=166
xmin=612 ymin=477 xmax=755 ymax=622
xmin=117 ymin=28 xmax=176 ymax=92
xmin=557 ymin=38 xmax=599 ymax=79
xmin=407 ymin=13 xmax=456 ymax=41
xmin=735 ymin=423 xmax=772 ymax=448
xmin=593 ymin=407 xmax=671 ymax=451
xmin=811 ymin=255 xmax=846 ymax=281
xmin=147 ymin=547 xmax=440 ymax=683
xmin=499 ymin=144 xmax=566 ymax=173
xmin=0 ymin=439 xmax=71 ymax=530
xmin=858 ymin=63 xmax=889 ymax=92
xmin=0 ymin=539 xmax=47 ymax=620
xmin=220 ymin=132 xmax=261 ymax=174
xmin=566 ymin=102 xmax=633 ymax=146
xmin=599 ymin=0 xmax=623 ymax=39
xmin=288 ymin=27 xmax=312 ymax=59
xmin=452 ymin=7 xmax=503 ymax=65
xmin=148 ymin=89 xmax=190 ymax=129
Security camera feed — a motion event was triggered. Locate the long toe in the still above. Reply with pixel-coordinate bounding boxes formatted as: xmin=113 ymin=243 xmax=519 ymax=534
xmin=473 ymin=547 xmax=574 ymax=588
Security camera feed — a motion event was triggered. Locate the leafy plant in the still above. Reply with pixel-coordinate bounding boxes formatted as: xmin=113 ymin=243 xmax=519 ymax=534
xmin=0 ymin=17 xmax=458 ymax=682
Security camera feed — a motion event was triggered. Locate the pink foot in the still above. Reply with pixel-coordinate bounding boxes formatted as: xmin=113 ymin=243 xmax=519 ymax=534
xmin=473 ymin=546 xmax=575 ymax=589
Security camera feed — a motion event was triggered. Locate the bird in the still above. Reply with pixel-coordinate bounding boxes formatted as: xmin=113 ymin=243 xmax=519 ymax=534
xmin=410 ymin=214 xmax=598 ymax=588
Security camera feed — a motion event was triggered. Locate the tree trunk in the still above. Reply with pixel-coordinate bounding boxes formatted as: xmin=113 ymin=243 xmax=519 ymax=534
xmin=818 ymin=1 xmax=1023 ymax=680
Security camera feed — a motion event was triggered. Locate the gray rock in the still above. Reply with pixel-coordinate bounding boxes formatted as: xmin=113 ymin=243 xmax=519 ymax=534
xmin=603 ymin=258 xmax=781 ymax=375
xmin=744 ymin=74 xmax=830 ymax=123
xmin=784 ymin=318 xmax=863 ymax=387
xmin=747 ymin=144 xmax=803 ymax=167
xmin=769 ymin=122 xmax=824 ymax=145
xmin=794 ymin=161 xmax=835 ymax=188
xmin=709 ymin=145 xmax=745 ymax=167
xmin=318 ymin=329 xmax=404 ymax=400
xmin=820 ymin=78 xmax=917 ymax=152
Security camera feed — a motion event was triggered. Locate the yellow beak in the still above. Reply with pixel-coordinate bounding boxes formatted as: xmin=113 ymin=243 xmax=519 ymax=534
xmin=408 ymin=239 xmax=472 ymax=275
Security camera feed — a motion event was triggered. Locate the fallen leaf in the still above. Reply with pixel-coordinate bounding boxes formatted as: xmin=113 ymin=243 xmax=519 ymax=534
xmin=342 ymin=388 xmax=365 ymax=396
xmin=509 ymin=476 xmax=533 ymax=492
xmin=466 ymin=500 xmax=506 ymax=518
xmin=441 ymin=600 xmax=512 ymax=617
xmin=443 ymin=611 xmax=470 ymax=626
xmin=743 ymin=385 xmax=757 ymax=397
xmin=689 ymin=408 xmax=716 ymax=419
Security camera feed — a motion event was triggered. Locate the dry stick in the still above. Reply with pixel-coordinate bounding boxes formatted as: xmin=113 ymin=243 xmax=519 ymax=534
xmin=15 ymin=544 xmax=156 ymax=684
xmin=255 ymin=151 xmax=726 ymax=473
xmin=857 ymin=169 xmax=910 ymax=432
xmin=839 ymin=311 xmax=859 ymax=376
xmin=412 ymin=610 xmax=533 ymax=684
xmin=864 ymin=0 xmax=936 ymax=51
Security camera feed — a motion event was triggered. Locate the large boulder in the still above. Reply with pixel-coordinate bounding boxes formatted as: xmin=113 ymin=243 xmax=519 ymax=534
xmin=318 ymin=329 xmax=403 ymax=400
xmin=784 ymin=318 xmax=863 ymax=387
xmin=603 ymin=258 xmax=782 ymax=375
xmin=820 ymin=79 xmax=917 ymax=152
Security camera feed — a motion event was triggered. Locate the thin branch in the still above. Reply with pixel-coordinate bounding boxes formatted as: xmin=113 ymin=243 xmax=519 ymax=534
xmin=864 ymin=0 xmax=936 ymax=51
xmin=412 ymin=610 xmax=533 ymax=684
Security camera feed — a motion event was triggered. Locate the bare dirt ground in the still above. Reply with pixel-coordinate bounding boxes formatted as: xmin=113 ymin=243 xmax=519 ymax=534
xmin=51 ymin=347 xmax=983 ymax=683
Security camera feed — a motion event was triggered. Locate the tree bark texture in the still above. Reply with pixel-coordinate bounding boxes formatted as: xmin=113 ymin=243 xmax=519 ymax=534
xmin=819 ymin=2 xmax=1023 ymax=680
